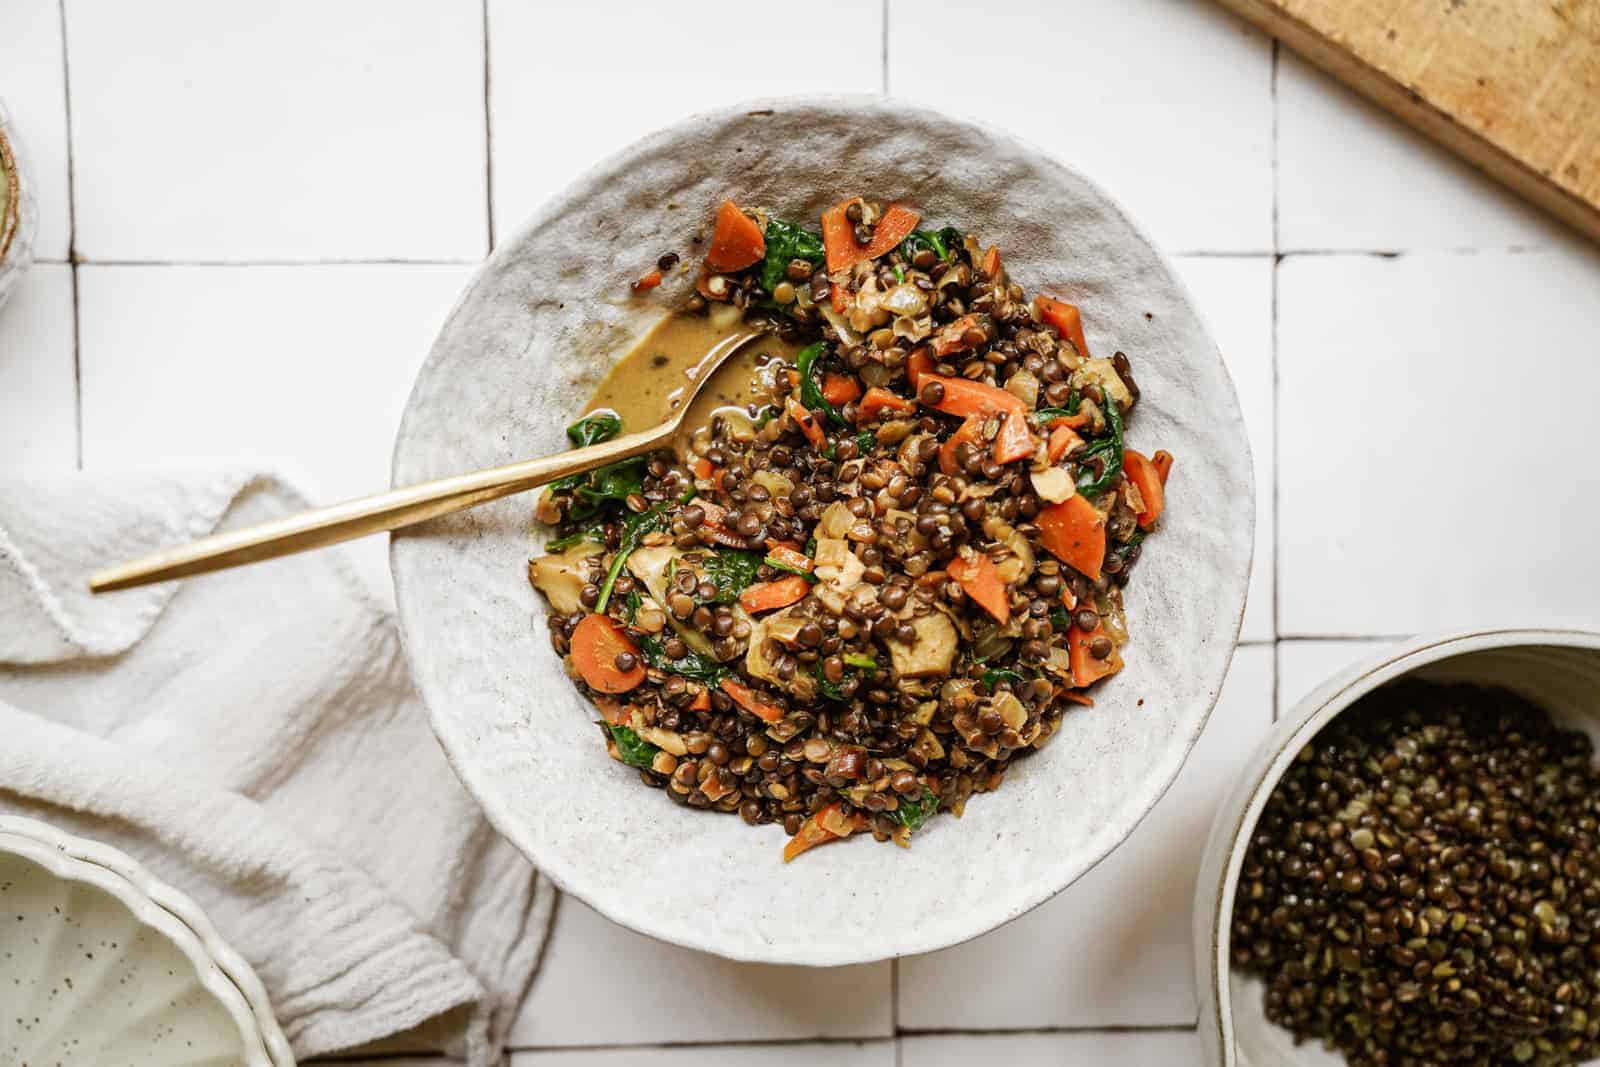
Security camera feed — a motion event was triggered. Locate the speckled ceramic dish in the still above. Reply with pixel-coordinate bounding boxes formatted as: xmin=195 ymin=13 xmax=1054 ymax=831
xmin=1195 ymin=629 xmax=1600 ymax=1065
xmin=392 ymin=96 xmax=1253 ymax=965
xmin=0 ymin=98 xmax=37 ymax=310
xmin=0 ymin=816 xmax=292 ymax=1066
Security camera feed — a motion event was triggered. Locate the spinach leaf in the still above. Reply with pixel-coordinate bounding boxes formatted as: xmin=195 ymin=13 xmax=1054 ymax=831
xmin=893 ymin=264 xmax=906 ymax=284
xmin=553 ymin=455 xmax=648 ymax=523
xmin=594 ymin=506 xmax=667 ymax=612
xmin=1075 ymin=396 xmax=1123 ymax=499
xmin=890 ymin=786 xmax=940 ymax=833
xmin=981 ymin=667 xmax=1024 ymax=692
xmin=796 ymin=341 xmax=847 ymax=428
xmin=624 ymin=589 xmax=642 ymax=624
xmin=753 ymin=404 xmax=779 ymax=430
xmin=546 ymin=527 xmax=602 ymax=552
xmin=804 ymin=536 xmax=817 ymax=558
xmin=813 ymin=661 xmax=850 ymax=702
xmin=854 ymin=431 xmax=877 ymax=453
xmin=759 ymin=218 xmax=826 ymax=294
xmin=843 ymin=652 xmax=878 ymax=670
xmin=899 ymin=227 xmax=963 ymax=263
xmin=1034 ymin=390 xmax=1082 ymax=427
xmin=701 ymin=549 xmax=763 ymax=602
xmin=1049 ymin=608 xmax=1071 ymax=631
xmin=763 ymin=555 xmax=818 ymax=582
xmin=639 ymin=634 xmax=728 ymax=684
xmin=607 ymin=723 xmax=659 ymax=769
xmin=567 ymin=411 xmax=622 ymax=448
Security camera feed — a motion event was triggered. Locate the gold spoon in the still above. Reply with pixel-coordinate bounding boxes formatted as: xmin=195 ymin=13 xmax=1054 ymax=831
xmin=89 ymin=329 xmax=763 ymax=593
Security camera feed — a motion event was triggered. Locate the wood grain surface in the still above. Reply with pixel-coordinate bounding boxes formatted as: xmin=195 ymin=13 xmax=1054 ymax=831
xmin=1215 ymin=0 xmax=1600 ymax=242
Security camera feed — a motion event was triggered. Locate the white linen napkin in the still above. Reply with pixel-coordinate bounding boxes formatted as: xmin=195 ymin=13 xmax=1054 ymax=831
xmin=0 ymin=468 xmax=556 ymax=1065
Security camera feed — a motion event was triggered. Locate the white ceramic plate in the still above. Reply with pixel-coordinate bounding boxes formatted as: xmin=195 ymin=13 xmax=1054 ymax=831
xmin=1195 ymin=629 xmax=1600 ymax=1065
xmin=0 ymin=97 xmax=37 ymax=311
xmin=392 ymin=96 xmax=1253 ymax=965
xmin=0 ymin=815 xmax=292 ymax=1066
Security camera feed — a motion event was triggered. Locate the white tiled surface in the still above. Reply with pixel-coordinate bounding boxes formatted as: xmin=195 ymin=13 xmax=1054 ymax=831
xmin=6 ymin=1 xmax=1599 ymax=1063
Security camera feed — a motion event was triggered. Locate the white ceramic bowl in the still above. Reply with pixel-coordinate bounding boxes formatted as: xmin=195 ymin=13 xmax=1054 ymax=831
xmin=0 ymin=815 xmax=292 ymax=1066
xmin=393 ymin=96 xmax=1253 ymax=965
xmin=0 ymin=97 xmax=37 ymax=310
xmin=1195 ymin=628 xmax=1600 ymax=1065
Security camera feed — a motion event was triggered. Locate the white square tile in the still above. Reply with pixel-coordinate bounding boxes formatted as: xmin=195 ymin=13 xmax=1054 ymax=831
xmin=897 ymin=646 xmax=1274 ymax=1030
xmin=901 ymin=1031 xmax=1204 ymax=1067
xmin=511 ymin=1042 xmax=893 ymax=1066
xmin=1278 ymin=242 xmax=1600 ymax=637
xmin=65 ymin=0 xmax=486 ymax=261
xmin=1 ymin=0 xmax=72 ymax=259
xmin=889 ymin=0 xmax=1273 ymax=253
xmin=507 ymin=896 xmax=891 ymax=1047
xmin=488 ymin=0 xmax=882 ymax=241
xmin=1277 ymin=52 xmax=1564 ymax=253
xmin=0 ymin=265 xmax=76 ymax=471
xmin=1277 ymin=639 xmax=1397 ymax=720
xmin=77 ymin=263 xmax=473 ymax=600
xmin=1172 ymin=256 xmax=1273 ymax=642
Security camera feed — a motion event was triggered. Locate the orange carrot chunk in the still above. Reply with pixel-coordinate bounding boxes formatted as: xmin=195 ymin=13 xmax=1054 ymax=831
xmin=631 ymin=269 xmax=663 ymax=293
xmin=1036 ymin=295 xmax=1090 ymax=359
xmin=1037 ymin=495 xmax=1107 ymax=581
xmin=720 ymin=678 xmax=785 ymax=723
xmin=947 ymin=553 xmax=1011 ymax=624
xmin=981 ymin=246 xmax=1002 ymax=279
xmin=782 ymin=802 xmax=864 ymax=863
xmin=739 ymin=575 xmax=811 ymax=614
xmin=857 ymin=386 xmax=918 ymax=422
xmin=1152 ymin=449 xmax=1175 ymax=486
xmin=938 ymin=415 xmax=985 ymax=476
xmin=822 ymin=372 xmax=862 ymax=406
xmin=1068 ymin=617 xmax=1124 ymax=688
xmin=1047 ymin=424 xmax=1084 ymax=463
xmin=821 ymin=198 xmax=921 ymax=273
xmin=570 ymin=614 xmax=647 ymax=694
xmin=991 ymin=412 xmax=1037 ymax=465
xmin=786 ymin=395 xmax=829 ymax=451
xmin=1123 ymin=449 xmax=1166 ymax=530
xmin=689 ymin=689 xmax=712 ymax=712
xmin=906 ymin=346 xmax=934 ymax=390
xmin=766 ymin=544 xmax=813 ymax=573
xmin=705 ymin=200 xmax=766 ymax=272
xmin=593 ymin=696 xmax=632 ymax=726
xmin=923 ymin=375 xmax=1027 ymax=419
xmin=932 ymin=314 xmax=983 ymax=357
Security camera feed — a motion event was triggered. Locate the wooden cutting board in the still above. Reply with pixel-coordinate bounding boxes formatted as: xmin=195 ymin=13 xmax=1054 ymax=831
xmin=1213 ymin=0 xmax=1600 ymax=242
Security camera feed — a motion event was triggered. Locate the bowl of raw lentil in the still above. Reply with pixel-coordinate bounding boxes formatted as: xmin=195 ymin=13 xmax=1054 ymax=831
xmin=392 ymin=96 xmax=1253 ymax=964
xmin=1197 ymin=629 xmax=1600 ymax=1067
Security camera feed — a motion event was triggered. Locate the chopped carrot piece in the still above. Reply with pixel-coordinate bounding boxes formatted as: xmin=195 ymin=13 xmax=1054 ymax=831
xmin=1123 ymin=449 xmax=1166 ymax=530
xmin=1047 ymin=424 xmax=1084 ymax=463
xmin=694 ymin=271 xmax=725 ymax=302
xmin=1060 ymin=690 xmax=1095 ymax=708
xmin=1068 ymin=617 xmax=1124 ymax=688
xmin=631 ymin=269 xmax=663 ymax=293
xmin=947 ymin=553 xmax=1010 ymax=623
xmin=781 ymin=802 xmax=865 ymax=863
xmin=822 ymin=372 xmax=862 ymax=406
xmin=692 ymin=457 xmax=714 ymax=480
xmin=1152 ymin=449 xmax=1175 ymax=486
xmin=593 ymin=696 xmax=631 ymax=726
xmin=932 ymin=314 xmax=983 ymax=357
xmin=705 ymin=200 xmax=765 ymax=272
xmin=1037 ymin=495 xmax=1107 ymax=581
xmin=1045 ymin=411 xmax=1093 ymax=431
xmin=938 ymin=415 xmax=985 ymax=475
xmin=1036 ymin=295 xmax=1090 ymax=358
xmin=688 ymin=689 xmax=712 ymax=712
xmin=981 ymin=246 xmax=1001 ymax=280
xmin=916 ymin=569 xmax=948 ymax=588
xmin=570 ymin=614 xmax=647 ymax=694
xmin=830 ymin=284 xmax=850 ymax=313
xmin=857 ymin=386 xmax=918 ymax=422
xmin=991 ymin=412 xmax=1036 ymax=464
xmin=906 ymin=345 xmax=934 ymax=390
xmin=924 ymin=375 xmax=1027 ymax=419
xmin=766 ymin=544 xmax=813 ymax=572
xmin=785 ymin=396 xmax=829 ymax=451
xmin=739 ymin=575 xmax=811 ymax=614
xmin=821 ymin=199 xmax=921 ymax=273
xmin=720 ymin=678 xmax=784 ymax=723
xmin=689 ymin=499 xmax=748 ymax=548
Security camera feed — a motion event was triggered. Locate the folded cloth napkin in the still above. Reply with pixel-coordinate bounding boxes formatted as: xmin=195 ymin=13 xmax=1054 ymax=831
xmin=0 ymin=468 xmax=555 ymax=1064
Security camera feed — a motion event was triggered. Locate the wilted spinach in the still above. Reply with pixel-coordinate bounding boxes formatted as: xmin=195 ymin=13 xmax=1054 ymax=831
xmin=898 ymin=226 xmax=963 ymax=264
xmin=796 ymin=341 xmax=847 ymax=427
xmin=1075 ymin=396 xmax=1123 ymax=499
xmin=763 ymin=555 xmax=818 ymax=582
xmin=639 ymin=634 xmax=728 ymax=684
xmin=890 ymin=786 xmax=940 ymax=833
xmin=607 ymin=723 xmax=659 ymax=769
xmin=594 ymin=505 xmax=666 ymax=612
xmin=758 ymin=219 xmax=825 ymax=294
xmin=566 ymin=411 xmax=622 ymax=448
xmin=701 ymin=549 xmax=763 ymax=602
xmin=981 ymin=667 xmax=1023 ymax=692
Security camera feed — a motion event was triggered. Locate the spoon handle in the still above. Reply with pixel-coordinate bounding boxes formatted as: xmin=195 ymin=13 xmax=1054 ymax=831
xmin=88 ymin=424 xmax=672 ymax=593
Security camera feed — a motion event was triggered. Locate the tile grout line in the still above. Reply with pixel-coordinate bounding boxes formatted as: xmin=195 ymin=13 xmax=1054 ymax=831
xmin=1268 ymin=39 xmax=1283 ymax=721
xmin=481 ymin=0 xmax=495 ymax=252
xmin=57 ymin=0 xmax=82 ymax=471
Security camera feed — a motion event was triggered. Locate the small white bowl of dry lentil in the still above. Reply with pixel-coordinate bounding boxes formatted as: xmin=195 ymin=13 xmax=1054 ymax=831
xmin=1197 ymin=628 xmax=1600 ymax=1067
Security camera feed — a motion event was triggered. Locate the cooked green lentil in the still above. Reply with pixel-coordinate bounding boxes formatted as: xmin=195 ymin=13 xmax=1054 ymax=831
xmin=1232 ymin=681 xmax=1600 ymax=1066
xmin=528 ymin=197 xmax=1173 ymax=860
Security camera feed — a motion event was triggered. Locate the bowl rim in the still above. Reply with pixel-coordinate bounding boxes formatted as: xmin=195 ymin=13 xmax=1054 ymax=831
xmin=1195 ymin=627 xmax=1600 ymax=1065
xmin=0 ymin=814 xmax=292 ymax=1066
xmin=392 ymin=92 xmax=1253 ymax=965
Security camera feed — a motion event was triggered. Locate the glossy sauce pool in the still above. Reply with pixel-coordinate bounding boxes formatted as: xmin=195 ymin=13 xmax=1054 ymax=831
xmin=584 ymin=312 xmax=805 ymax=450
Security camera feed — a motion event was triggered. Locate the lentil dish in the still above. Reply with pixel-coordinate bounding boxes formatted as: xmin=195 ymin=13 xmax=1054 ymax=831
xmin=1232 ymin=681 xmax=1600 ymax=1066
xmin=528 ymin=197 xmax=1174 ymax=862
